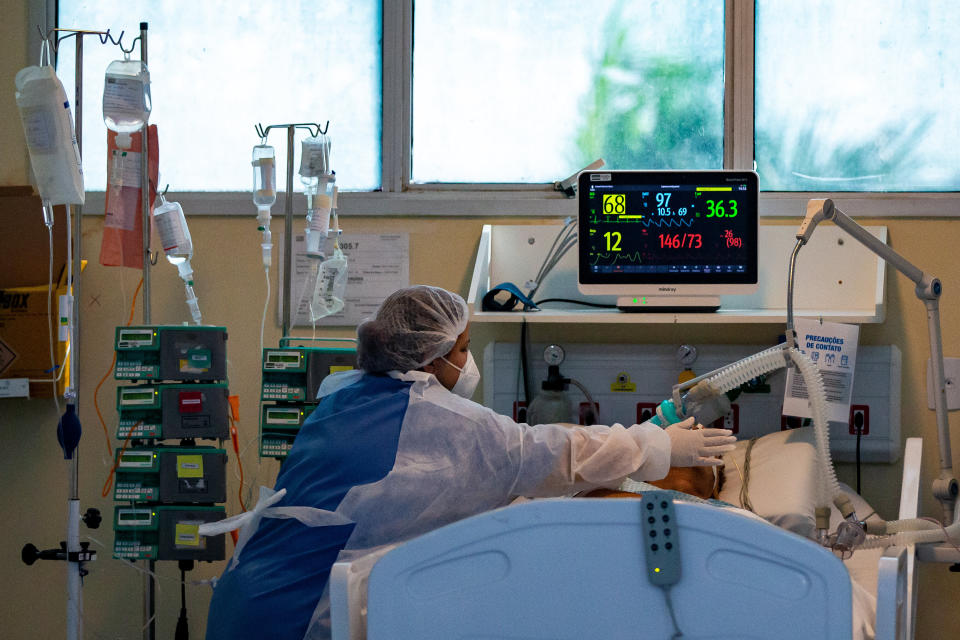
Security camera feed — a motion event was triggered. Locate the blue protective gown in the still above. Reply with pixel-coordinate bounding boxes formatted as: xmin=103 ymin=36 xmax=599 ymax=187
xmin=205 ymin=370 xmax=670 ymax=639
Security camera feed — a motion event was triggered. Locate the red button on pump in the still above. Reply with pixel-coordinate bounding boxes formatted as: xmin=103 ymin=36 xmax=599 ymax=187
xmin=179 ymin=391 xmax=203 ymax=413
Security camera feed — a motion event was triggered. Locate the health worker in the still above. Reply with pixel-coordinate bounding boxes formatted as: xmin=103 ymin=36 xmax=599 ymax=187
xmin=205 ymin=285 xmax=735 ymax=640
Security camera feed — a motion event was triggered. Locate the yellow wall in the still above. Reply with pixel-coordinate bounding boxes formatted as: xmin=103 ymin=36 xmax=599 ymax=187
xmin=2 ymin=0 xmax=29 ymax=185
xmin=3 ymin=5 xmax=960 ymax=638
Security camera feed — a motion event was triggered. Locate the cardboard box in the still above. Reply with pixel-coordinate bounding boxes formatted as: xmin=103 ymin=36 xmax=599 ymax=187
xmin=0 ymin=186 xmax=69 ymax=398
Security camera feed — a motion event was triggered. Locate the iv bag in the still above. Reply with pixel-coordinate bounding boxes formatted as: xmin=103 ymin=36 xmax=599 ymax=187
xmin=299 ymin=135 xmax=331 ymax=180
xmin=14 ymin=65 xmax=85 ymax=206
xmin=103 ymin=59 xmax=152 ymax=149
xmin=252 ymin=145 xmax=276 ymax=208
xmin=153 ymin=197 xmax=195 ymax=281
xmin=305 ymin=193 xmax=332 ymax=258
xmin=310 ymin=249 xmax=348 ymax=320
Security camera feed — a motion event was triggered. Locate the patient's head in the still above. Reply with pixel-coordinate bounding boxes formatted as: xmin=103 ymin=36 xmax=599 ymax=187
xmin=648 ymin=465 xmax=719 ymax=499
xmin=583 ymin=465 xmax=722 ymax=500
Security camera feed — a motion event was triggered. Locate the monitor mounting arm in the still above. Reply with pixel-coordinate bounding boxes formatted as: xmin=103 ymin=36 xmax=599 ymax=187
xmin=792 ymin=198 xmax=958 ymax=525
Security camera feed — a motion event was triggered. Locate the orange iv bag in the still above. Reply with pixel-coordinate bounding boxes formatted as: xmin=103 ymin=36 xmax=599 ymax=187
xmin=99 ymin=125 xmax=159 ymax=268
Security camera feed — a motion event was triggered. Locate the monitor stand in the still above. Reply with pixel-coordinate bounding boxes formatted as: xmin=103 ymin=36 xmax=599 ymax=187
xmin=617 ymin=296 xmax=721 ymax=313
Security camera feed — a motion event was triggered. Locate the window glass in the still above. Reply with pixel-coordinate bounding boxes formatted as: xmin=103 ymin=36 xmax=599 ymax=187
xmin=412 ymin=1 xmax=725 ymax=184
xmin=756 ymin=0 xmax=960 ymax=191
xmin=57 ymin=1 xmax=381 ymax=192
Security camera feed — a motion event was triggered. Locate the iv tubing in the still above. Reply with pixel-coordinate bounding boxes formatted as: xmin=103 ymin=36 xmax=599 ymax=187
xmin=64 ymin=203 xmax=74 ymax=401
xmin=47 ymin=223 xmax=61 ymax=414
xmin=569 ymin=378 xmax=597 ymax=422
xmin=260 ymin=267 xmax=270 ymax=359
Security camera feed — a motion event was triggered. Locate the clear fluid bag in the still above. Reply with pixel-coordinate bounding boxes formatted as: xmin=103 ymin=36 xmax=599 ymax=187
xmin=310 ymin=249 xmax=348 ymax=320
xmin=252 ymin=145 xmax=277 ymax=208
xmin=299 ymin=135 xmax=332 ymax=180
xmin=15 ymin=65 xmax=85 ymax=205
xmin=103 ymin=58 xmax=152 ymax=149
xmin=153 ymin=197 xmax=195 ymax=281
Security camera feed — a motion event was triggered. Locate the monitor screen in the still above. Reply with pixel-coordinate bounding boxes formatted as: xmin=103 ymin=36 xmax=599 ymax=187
xmin=577 ymin=170 xmax=758 ymax=310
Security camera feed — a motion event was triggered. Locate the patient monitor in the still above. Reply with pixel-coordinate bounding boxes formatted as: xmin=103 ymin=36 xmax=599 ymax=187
xmin=577 ymin=170 xmax=759 ymax=311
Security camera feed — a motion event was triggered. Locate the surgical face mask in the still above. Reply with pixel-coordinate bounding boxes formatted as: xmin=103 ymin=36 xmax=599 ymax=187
xmin=441 ymin=351 xmax=480 ymax=399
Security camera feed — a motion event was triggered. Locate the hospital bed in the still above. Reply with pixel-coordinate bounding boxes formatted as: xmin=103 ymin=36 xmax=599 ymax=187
xmin=330 ymin=435 xmax=922 ymax=640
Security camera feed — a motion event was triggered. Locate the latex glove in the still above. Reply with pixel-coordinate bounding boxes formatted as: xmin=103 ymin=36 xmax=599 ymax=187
xmin=665 ymin=417 xmax=737 ymax=467
xmin=683 ymin=380 xmax=731 ymax=426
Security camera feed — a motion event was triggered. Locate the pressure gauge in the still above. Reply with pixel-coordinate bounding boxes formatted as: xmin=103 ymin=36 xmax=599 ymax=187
xmin=543 ymin=344 xmax=566 ymax=365
xmin=676 ymin=344 xmax=698 ymax=367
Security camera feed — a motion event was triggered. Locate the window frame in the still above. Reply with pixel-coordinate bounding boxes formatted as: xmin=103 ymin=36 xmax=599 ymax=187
xmin=40 ymin=0 xmax=960 ymax=217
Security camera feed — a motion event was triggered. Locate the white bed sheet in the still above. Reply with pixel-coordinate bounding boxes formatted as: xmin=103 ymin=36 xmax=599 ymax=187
xmin=722 ymin=480 xmax=880 ymax=640
xmin=716 ymin=428 xmax=883 ymax=639
xmin=835 ymin=483 xmax=884 ymax=640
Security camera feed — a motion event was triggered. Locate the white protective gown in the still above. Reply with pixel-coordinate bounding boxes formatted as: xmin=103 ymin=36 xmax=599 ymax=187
xmin=305 ymin=369 xmax=671 ymax=637
xmin=206 ymin=368 xmax=671 ymax=640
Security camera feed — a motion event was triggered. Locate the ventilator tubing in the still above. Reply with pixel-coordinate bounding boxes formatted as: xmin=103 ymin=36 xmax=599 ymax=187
xmin=701 ymin=345 xmax=844 ymax=511
xmin=857 ymin=519 xmax=960 ymax=550
xmin=699 ymin=343 xmax=960 ymax=553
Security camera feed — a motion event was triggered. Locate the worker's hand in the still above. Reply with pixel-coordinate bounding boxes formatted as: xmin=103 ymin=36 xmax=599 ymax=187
xmin=665 ymin=417 xmax=736 ymax=467
xmin=683 ymin=380 xmax=731 ymax=426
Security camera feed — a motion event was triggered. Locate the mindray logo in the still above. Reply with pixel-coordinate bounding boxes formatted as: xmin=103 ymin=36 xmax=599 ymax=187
xmin=0 ymin=291 xmax=30 ymax=311
xmin=658 ymin=287 xmax=677 ymax=292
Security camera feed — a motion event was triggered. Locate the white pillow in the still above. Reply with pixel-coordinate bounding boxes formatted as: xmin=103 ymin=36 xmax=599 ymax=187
xmin=719 ymin=427 xmax=819 ymax=539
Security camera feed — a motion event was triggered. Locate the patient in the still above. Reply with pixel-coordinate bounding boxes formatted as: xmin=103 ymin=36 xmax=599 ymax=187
xmin=581 ymin=464 xmax=721 ymax=500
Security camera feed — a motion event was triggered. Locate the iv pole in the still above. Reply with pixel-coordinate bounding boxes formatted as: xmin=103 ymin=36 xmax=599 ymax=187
xmin=134 ymin=23 xmax=157 ymax=640
xmin=38 ymin=25 xmax=151 ymax=640
xmin=253 ymin=121 xmax=330 ymax=337
xmin=14 ymin=24 xmax=138 ymax=640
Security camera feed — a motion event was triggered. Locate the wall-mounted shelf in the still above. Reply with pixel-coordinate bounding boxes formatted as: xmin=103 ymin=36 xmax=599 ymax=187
xmin=467 ymin=224 xmax=887 ymax=324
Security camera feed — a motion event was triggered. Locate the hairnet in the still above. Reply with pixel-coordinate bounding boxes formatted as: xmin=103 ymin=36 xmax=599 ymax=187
xmin=357 ymin=285 xmax=469 ymax=373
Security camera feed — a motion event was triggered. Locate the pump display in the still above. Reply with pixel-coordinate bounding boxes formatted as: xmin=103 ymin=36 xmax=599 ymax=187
xmin=259 ymin=344 xmax=357 ymax=458
xmin=114 ymin=325 xmax=227 ymax=381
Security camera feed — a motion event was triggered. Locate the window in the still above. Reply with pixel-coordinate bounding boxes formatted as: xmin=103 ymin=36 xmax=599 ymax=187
xmin=41 ymin=0 xmax=960 ymax=215
xmin=755 ymin=0 xmax=960 ymax=192
xmin=56 ymin=0 xmax=381 ymax=192
xmin=411 ymin=1 xmax=725 ymax=184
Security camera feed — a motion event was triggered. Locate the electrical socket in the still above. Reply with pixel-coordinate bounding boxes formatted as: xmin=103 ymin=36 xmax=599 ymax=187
xmin=927 ymin=357 xmax=960 ymax=410
xmin=849 ymin=405 xmax=870 ymax=435
xmin=513 ymin=401 xmax=527 ymax=422
xmin=710 ymin=403 xmax=739 ymax=434
xmin=724 ymin=403 xmax=740 ymax=434
xmin=636 ymin=402 xmax=658 ymax=424
xmin=579 ymin=401 xmax=599 ymax=425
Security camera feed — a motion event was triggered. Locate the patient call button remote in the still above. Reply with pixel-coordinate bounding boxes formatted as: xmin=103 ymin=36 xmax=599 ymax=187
xmin=641 ymin=493 xmax=681 ymax=586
